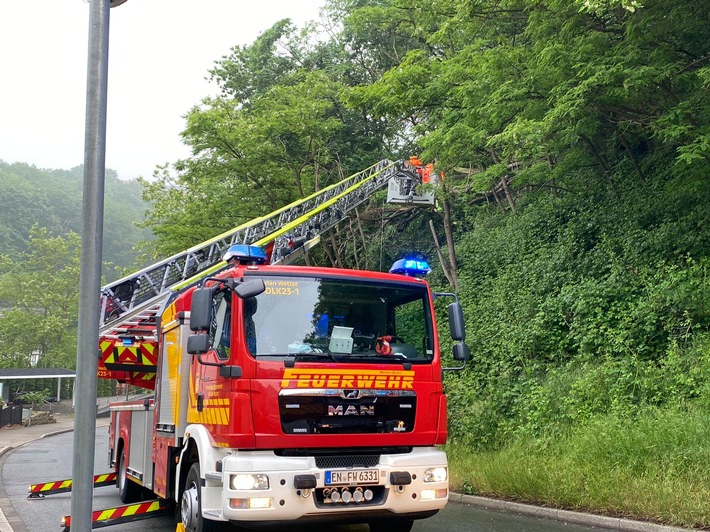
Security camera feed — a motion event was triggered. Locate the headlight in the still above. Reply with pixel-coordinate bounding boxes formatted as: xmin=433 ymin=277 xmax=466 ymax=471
xmin=423 ymin=467 xmax=447 ymax=483
xmin=230 ymin=474 xmax=270 ymax=490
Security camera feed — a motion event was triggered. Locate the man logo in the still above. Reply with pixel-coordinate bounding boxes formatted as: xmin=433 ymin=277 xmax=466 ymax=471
xmin=328 ymin=405 xmax=375 ymax=416
xmin=342 ymin=389 xmax=360 ymax=399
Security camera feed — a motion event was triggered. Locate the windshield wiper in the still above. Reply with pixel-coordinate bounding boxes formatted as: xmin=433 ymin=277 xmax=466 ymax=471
xmin=295 ymin=350 xmax=342 ymax=362
xmin=277 ymin=351 xmax=412 ymax=369
xmin=347 ymin=353 xmax=412 ymax=367
xmin=281 ymin=349 xmax=345 ymax=367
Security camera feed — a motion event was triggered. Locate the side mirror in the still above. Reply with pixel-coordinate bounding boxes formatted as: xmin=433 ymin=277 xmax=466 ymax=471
xmin=187 ymin=334 xmax=210 ymax=355
xmin=453 ymin=342 xmax=470 ymax=362
xmin=236 ymin=278 xmax=265 ymax=299
xmin=190 ymin=288 xmax=213 ymax=331
xmin=447 ymin=301 xmax=466 ymax=341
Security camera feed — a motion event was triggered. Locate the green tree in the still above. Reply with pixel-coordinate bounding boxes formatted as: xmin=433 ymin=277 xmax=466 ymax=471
xmin=140 ymin=19 xmax=395 ymax=257
xmin=0 ymin=227 xmax=81 ymax=370
xmin=346 ymin=0 xmax=710 ymax=198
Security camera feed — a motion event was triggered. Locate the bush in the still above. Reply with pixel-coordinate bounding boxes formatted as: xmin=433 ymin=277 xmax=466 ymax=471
xmin=13 ymin=389 xmax=50 ymax=407
xmin=445 ymin=169 xmax=710 ymax=451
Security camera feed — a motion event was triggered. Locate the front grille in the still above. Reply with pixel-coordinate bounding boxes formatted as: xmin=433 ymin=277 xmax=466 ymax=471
xmin=279 ymin=390 xmax=416 ymax=435
xmin=315 ymin=455 xmax=380 ymax=469
xmin=275 ymin=446 xmax=412 ymax=458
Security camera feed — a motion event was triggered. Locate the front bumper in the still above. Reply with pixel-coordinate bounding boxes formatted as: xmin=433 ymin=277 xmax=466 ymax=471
xmin=200 ymin=447 xmax=449 ymax=525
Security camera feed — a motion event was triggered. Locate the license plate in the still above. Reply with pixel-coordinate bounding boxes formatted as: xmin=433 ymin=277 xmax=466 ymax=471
xmin=325 ymin=469 xmax=379 ymax=485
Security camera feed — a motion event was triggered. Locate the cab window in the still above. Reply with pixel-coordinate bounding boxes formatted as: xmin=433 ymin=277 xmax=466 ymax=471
xmin=208 ymin=290 xmax=231 ymax=360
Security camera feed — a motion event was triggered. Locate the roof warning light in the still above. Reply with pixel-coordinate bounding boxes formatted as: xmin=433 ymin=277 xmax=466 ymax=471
xmin=389 ymin=258 xmax=431 ymax=277
xmin=223 ymin=245 xmax=268 ymax=265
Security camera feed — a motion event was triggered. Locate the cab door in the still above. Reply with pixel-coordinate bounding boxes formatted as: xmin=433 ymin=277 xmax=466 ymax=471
xmin=187 ymin=289 xmax=232 ymax=432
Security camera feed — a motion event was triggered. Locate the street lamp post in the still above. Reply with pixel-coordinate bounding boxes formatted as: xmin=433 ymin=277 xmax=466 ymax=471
xmin=71 ymin=0 xmax=125 ymax=530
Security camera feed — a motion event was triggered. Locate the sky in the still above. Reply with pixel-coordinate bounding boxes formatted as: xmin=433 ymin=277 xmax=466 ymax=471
xmin=0 ymin=0 xmax=325 ymax=181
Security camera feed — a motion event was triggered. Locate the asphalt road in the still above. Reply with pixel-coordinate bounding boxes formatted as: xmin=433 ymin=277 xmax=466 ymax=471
xmin=1 ymin=428 xmax=606 ymax=532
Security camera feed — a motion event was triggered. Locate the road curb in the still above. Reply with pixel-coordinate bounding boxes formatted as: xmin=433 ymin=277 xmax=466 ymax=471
xmin=37 ymin=427 xmax=76 ymax=439
xmin=449 ymin=493 xmax=692 ymax=531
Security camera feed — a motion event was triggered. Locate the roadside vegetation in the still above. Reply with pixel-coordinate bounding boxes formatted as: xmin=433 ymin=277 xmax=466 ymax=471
xmin=0 ymin=162 xmax=150 ymax=397
xmin=447 ymin=403 xmax=710 ymax=527
xmin=1 ymin=0 xmax=709 ymax=527
xmin=443 ymin=171 xmax=710 ymax=527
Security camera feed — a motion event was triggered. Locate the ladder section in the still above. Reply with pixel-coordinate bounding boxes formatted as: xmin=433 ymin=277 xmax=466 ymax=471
xmin=265 ymin=160 xmax=408 ymax=263
xmin=100 ymin=159 xmax=397 ymax=334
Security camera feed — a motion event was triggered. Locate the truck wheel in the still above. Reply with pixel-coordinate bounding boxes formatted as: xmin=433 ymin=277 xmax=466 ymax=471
xmin=181 ymin=462 xmax=222 ymax=532
xmin=117 ymin=447 xmax=141 ymax=503
xmin=369 ymin=520 xmax=414 ymax=532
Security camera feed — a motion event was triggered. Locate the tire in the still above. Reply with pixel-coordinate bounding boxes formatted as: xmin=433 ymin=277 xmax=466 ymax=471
xmin=180 ymin=462 xmax=224 ymax=532
xmin=117 ymin=447 xmax=141 ymax=503
xmin=369 ymin=520 xmax=414 ymax=532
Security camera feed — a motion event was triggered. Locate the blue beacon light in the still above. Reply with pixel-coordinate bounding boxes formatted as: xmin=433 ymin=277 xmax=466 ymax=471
xmin=389 ymin=258 xmax=432 ymax=277
xmin=223 ymin=244 xmax=268 ymax=265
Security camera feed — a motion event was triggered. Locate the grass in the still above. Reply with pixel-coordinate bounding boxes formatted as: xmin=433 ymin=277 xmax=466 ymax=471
xmin=447 ymin=404 xmax=710 ymax=529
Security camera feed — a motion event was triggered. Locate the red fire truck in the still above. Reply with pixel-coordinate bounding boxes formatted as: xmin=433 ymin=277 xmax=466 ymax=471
xmin=29 ymin=161 xmax=467 ymax=531
xmin=106 ymin=244 xmax=468 ymax=532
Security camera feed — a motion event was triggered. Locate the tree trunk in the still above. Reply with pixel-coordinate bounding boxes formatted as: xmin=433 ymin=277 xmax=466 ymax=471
xmin=349 ymin=218 xmax=360 ymax=270
xmin=547 ymin=156 xmax=560 ymax=198
xmin=323 ymin=237 xmax=337 ymax=267
xmin=441 ymin=198 xmax=459 ymax=290
xmin=619 ymin=133 xmax=646 ymax=183
xmin=489 ymin=147 xmax=516 ymax=212
xmin=354 ymin=209 xmax=368 ymax=270
xmin=500 ymin=175 xmax=516 ymax=213
xmin=581 ymin=134 xmax=620 ymax=197
xmin=491 ymin=184 xmax=506 ymax=212
xmin=314 ymin=157 xmax=320 ymax=192
xmin=329 ymin=227 xmax=344 ymax=268
xmin=429 ymin=220 xmax=455 ymax=288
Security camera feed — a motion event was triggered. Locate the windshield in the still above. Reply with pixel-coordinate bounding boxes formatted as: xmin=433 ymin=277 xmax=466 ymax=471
xmin=243 ymin=275 xmax=434 ymax=363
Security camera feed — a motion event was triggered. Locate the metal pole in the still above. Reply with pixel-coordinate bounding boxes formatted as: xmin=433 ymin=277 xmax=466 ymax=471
xmin=71 ymin=0 xmax=110 ymax=530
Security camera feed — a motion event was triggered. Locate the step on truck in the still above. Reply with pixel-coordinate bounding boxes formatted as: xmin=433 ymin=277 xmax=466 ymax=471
xmin=108 ymin=245 xmax=468 ymax=532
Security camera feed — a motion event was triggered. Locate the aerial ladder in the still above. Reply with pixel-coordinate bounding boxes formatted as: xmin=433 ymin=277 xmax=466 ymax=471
xmin=97 ymin=159 xmax=436 ymax=389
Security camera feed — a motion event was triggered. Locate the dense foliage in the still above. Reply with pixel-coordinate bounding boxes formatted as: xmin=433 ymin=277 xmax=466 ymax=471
xmin=0 ymin=161 xmax=150 ymax=396
xmin=0 ymin=161 xmax=151 ymax=272
xmin=139 ymin=19 xmax=395 ymax=257
xmin=0 ymin=227 xmax=81 ymax=370
xmin=446 ymin=172 xmax=710 ymax=449
xmin=140 ymin=0 xmax=710 ymax=444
